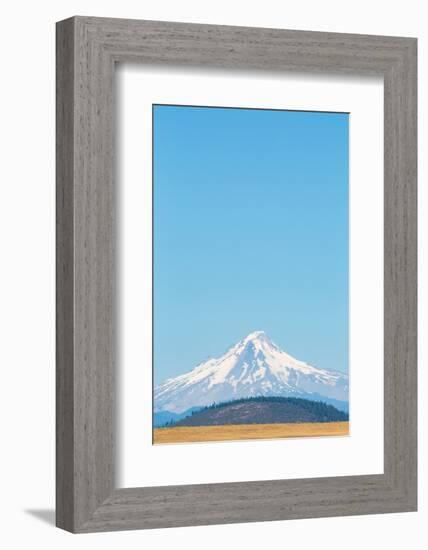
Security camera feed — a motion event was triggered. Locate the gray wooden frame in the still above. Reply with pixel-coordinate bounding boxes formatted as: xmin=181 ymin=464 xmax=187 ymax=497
xmin=56 ymin=16 xmax=417 ymax=533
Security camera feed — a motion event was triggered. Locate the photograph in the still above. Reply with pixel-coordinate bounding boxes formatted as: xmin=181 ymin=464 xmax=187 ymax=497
xmin=0 ymin=4 xmax=418 ymax=542
xmin=152 ymin=104 xmax=350 ymax=444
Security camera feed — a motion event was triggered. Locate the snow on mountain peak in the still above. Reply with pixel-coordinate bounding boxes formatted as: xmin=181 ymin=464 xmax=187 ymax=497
xmin=154 ymin=331 xmax=349 ymax=413
xmin=245 ymin=330 xmax=268 ymax=341
xmin=230 ymin=330 xmax=275 ymax=354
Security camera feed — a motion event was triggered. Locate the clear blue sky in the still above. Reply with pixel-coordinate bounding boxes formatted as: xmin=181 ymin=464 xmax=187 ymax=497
xmin=153 ymin=105 xmax=349 ymax=384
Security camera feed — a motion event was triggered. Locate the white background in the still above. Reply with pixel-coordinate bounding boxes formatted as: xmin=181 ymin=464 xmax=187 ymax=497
xmin=118 ymin=67 xmax=384 ymax=487
xmin=0 ymin=1 xmax=425 ymax=549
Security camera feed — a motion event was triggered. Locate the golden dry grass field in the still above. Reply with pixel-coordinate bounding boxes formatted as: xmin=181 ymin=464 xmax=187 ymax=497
xmin=153 ymin=421 xmax=349 ymax=444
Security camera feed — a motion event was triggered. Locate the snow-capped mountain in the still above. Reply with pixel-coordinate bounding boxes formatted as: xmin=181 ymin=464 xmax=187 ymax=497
xmin=154 ymin=331 xmax=348 ymax=413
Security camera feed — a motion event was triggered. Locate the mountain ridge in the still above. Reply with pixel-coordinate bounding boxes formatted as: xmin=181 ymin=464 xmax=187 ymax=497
xmin=154 ymin=331 xmax=348 ymax=413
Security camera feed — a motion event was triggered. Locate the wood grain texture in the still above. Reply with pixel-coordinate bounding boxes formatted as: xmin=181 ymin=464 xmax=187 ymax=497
xmin=56 ymin=16 xmax=417 ymax=532
xmin=56 ymin=18 xmax=75 ymax=532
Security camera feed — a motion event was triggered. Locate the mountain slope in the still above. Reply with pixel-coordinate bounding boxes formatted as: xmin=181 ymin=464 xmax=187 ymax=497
xmin=153 ymin=407 xmax=202 ymax=428
xmin=154 ymin=331 xmax=348 ymax=413
xmin=168 ymin=396 xmax=349 ymax=427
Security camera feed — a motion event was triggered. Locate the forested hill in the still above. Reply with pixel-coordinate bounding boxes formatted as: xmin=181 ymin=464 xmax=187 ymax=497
xmin=166 ymin=396 xmax=349 ymax=427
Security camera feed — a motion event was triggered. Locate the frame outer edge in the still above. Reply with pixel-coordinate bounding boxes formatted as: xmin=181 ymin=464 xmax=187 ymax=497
xmin=56 ymin=16 xmax=76 ymax=532
xmin=72 ymin=16 xmax=116 ymax=531
xmin=383 ymin=38 xmax=417 ymax=511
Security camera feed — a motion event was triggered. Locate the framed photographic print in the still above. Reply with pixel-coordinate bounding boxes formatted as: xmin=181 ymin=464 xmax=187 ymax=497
xmin=56 ymin=16 xmax=417 ymax=532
